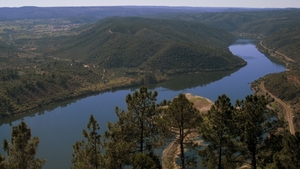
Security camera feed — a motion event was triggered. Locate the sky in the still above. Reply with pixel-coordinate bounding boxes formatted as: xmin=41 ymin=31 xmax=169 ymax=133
xmin=1 ymin=0 xmax=300 ymax=8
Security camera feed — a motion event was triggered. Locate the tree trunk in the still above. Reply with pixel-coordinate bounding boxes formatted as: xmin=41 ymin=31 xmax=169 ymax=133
xmin=180 ymin=128 xmax=185 ymax=169
xmin=251 ymin=150 xmax=256 ymax=169
xmin=140 ymin=120 xmax=144 ymax=153
xmin=218 ymin=146 xmax=222 ymax=169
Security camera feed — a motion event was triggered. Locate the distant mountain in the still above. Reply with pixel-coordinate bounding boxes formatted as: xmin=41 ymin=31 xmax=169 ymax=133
xmin=0 ymin=6 xmax=264 ymax=22
xmin=52 ymin=17 xmax=246 ymax=74
xmin=155 ymin=9 xmax=300 ymax=35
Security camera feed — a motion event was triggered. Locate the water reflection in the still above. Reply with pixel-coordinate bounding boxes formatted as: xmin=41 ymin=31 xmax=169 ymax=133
xmin=0 ymin=39 xmax=287 ymax=169
xmin=153 ymin=69 xmax=239 ymax=91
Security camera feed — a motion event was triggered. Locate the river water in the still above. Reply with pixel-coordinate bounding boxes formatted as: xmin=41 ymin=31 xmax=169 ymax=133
xmin=0 ymin=39 xmax=286 ymax=169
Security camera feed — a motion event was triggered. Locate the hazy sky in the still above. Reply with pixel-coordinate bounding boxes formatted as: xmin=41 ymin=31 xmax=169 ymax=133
xmin=1 ymin=0 xmax=300 ymax=8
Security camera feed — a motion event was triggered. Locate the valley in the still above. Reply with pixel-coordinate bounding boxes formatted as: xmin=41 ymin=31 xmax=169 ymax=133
xmin=0 ymin=6 xmax=300 ymax=169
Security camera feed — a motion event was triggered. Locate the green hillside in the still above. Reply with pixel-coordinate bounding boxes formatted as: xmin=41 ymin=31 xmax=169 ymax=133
xmin=254 ymin=26 xmax=300 ymax=131
xmin=157 ymin=9 xmax=300 ymax=37
xmin=52 ymin=17 xmax=246 ymax=74
xmin=260 ymin=27 xmax=300 ymax=62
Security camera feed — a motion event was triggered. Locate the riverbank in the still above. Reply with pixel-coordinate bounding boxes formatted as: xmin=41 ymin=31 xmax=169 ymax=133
xmin=257 ymin=40 xmax=294 ymax=67
xmin=0 ymin=75 xmax=168 ymax=120
xmin=251 ymin=41 xmax=299 ymax=134
xmin=0 ymin=39 xmax=287 ymax=169
xmin=0 ymin=64 xmax=247 ymax=121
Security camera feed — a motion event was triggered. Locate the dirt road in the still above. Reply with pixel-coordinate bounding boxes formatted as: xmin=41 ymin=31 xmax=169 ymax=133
xmin=259 ymin=41 xmax=295 ymax=63
xmin=259 ymin=81 xmax=295 ymax=134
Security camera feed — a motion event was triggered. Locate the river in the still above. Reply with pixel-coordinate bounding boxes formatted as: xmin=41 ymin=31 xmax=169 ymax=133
xmin=0 ymin=39 xmax=286 ymax=169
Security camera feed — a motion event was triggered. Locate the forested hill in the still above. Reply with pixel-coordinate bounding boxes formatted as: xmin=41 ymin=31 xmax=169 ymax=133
xmin=156 ymin=9 xmax=300 ymax=36
xmin=52 ymin=17 xmax=246 ymax=74
xmin=261 ymin=27 xmax=300 ymax=63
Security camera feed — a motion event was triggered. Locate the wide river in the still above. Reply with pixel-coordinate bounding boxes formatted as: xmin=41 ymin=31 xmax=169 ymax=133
xmin=0 ymin=39 xmax=286 ymax=169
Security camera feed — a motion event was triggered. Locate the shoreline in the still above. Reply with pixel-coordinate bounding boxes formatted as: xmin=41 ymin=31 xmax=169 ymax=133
xmin=0 ymin=65 xmax=245 ymax=121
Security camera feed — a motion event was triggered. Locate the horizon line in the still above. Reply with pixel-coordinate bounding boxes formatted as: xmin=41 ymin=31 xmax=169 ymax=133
xmin=0 ymin=5 xmax=298 ymax=9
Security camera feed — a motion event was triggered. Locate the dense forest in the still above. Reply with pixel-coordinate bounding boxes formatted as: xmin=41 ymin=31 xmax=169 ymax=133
xmin=0 ymin=12 xmax=248 ymax=118
xmin=1 ymin=87 xmax=299 ymax=169
xmin=52 ymin=17 xmax=244 ymax=72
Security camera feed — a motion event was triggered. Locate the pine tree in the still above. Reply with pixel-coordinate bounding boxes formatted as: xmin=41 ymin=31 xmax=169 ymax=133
xmin=164 ymin=93 xmax=201 ymax=169
xmin=125 ymin=86 xmax=159 ymax=153
xmin=199 ymin=94 xmax=238 ymax=169
xmin=71 ymin=115 xmax=103 ymax=169
xmin=268 ymin=131 xmax=300 ymax=168
xmin=104 ymin=108 xmax=137 ymax=168
xmin=235 ymin=95 xmax=279 ymax=169
xmin=0 ymin=154 xmax=8 ymax=169
xmin=2 ymin=121 xmax=46 ymax=169
xmin=104 ymin=86 xmax=162 ymax=168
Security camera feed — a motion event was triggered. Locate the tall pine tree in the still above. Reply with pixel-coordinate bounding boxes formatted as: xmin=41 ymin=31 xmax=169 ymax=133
xmin=104 ymin=108 xmax=137 ymax=168
xmin=164 ymin=93 xmax=202 ymax=169
xmin=71 ymin=115 xmax=103 ymax=169
xmin=104 ymin=86 xmax=161 ymax=168
xmin=2 ymin=121 xmax=46 ymax=169
xmin=235 ymin=95 xmax=279 ymax=169
xmin=199 ymin=94 xmax=238 ymax=169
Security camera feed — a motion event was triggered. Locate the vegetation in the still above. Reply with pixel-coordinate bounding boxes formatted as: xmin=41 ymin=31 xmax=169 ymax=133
xmin=253 ymin=24 xmax=300 ymax=132
xmin=158 ymin=9 xmax=300 ymax=37
xmin=71 ymin=115 xmax=104 ymax=169
xmin=1 ymin=6 xmax=300 ymax=169
xmin=0 ymin=15 xmax=248 ymax=118
xmin=159 ymin=9 xmax=300 ymax=134
xmin=163 ymin=93 xmax=202 ymax=168
xmin=199 ymin=94 xmax=237 ymax=169
xmin=104 ymin=87 xmax=162 ymax=168
xmin=268 ymin=132 xmax=300 ymax=168
xmin=52 ymin=17 xmax=245 ymax=73
xmin=1 ymin=87 xmax=299 ymax=168
xmin=1 ymin=121 xmax=46 ymax=169
xmin=235 ymin=95 xmax=280 ymax=169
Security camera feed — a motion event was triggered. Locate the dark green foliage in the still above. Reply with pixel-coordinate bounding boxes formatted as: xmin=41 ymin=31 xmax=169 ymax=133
xmin=0 ymin=154 xmax=8 ymax=169
xmin=235 ymin=95 xmax=279 ymax=169
xmin=0 ymin=59 xmax=140 ymax=118
xmin=71 ymin=115 xmax=104 ymax=169
xmin=52 ymin=17 xmax=245 ymax=73
xmin=268 ymin=132 xmax=300 ymax=169
xmin=262 ymin=72 xmax=300 ymax=132
xmin=157 ymin=9 xmax=300 ymax=36
xmin=262 ymin=27 xmax=300 ymax=63
xmin=104 ymin=86 xmax=162 ymax=168
xmin=199 ymin=94 xmax=238 ymax=169
xmin=164 ymin=93 xmax=202 ymax=169
xmin=125 ymin=86 xmax=159 ymax=153
xmin=104 ymin=109 xmax=137 ymax=168
xmin=2 ymin=121 xmax=46 ymax=169
xmin=132 ymin=153 xmax=161 ymax=169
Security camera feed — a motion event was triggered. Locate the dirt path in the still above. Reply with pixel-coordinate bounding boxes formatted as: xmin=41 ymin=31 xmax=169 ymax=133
xmin=162 ymin=131 xmax=202 ymax=169
xmin=259 ymin=41 xmax=295 ymax=63
xmin=259 ymin=81 xmax=295 ymax=134
xmin=162 ymin=135 xmax=180 ymax=169
xmin=162 ymin=94 xmax=213 ymax=168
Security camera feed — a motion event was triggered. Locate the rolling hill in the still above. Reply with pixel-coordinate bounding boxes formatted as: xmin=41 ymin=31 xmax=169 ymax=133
xmin=52 ymin=17 xmax=246 ymax=74
xmin=156 ymin=9 xmax=300 ymax=37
